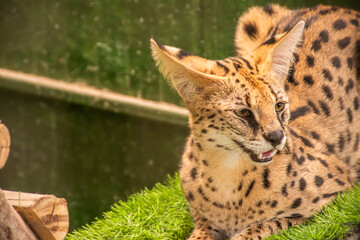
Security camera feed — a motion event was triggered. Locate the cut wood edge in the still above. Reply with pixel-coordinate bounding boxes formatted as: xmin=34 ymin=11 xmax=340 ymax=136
xmin=0 ymin=188 xmax=38 ymax=240
xmin=4 ymin=190 xmax=69 ymax=240
xmin=0 ymin=123 xmax=10 ymax=169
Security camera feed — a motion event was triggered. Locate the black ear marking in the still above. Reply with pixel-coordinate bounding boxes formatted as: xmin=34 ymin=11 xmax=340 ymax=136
xmin=244 ymin=22 xmax=258 ymax=40
xmin=177 ymin=49 xmax=193 ymax=59
xmin=150 ymin=37 xmax=166 ymax=51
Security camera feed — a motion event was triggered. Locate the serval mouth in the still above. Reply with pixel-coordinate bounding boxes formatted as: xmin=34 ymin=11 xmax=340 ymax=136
xmin=232 ymin=139 xmax=277 ymax=163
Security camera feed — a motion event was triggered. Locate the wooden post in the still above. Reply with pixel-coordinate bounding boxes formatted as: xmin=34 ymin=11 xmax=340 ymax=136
xmin=0 ymin=122 xmax=10 ymax=169
xmin=4 ymin=191 xmax=69 ymax=240
xmin=0 ymin=123 xmax=69 ymax=239
xmin=0 ymin=188 xmax=38 ymax=240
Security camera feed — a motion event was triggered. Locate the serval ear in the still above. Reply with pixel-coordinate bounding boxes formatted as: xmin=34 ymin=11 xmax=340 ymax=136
xmin=150 ymin=39 xmax=226 ymax=103
xmin=252 ymin=21 xmax=305 ymax=82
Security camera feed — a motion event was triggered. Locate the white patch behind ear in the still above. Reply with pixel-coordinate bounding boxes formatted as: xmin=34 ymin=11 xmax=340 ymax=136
xmin=271 ymin=21 xmax=305 ymax=79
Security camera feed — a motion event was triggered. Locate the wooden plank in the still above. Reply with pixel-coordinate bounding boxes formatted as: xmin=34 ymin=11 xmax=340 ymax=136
xmin=4 ymin=190 xmax=69 ymax=240
xmin=0 ymin=188 xmax=38 ymax=240
xmin=0 ymin=68 xmax=189 ymax=126
xmin=0 ymin=122 xmax=10 ymax=169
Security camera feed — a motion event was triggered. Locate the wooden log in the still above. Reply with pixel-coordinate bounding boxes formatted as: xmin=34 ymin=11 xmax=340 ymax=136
xmin=0 ymin=122 xmax=10 ymax=169
xmin=0 ymin=188 xmax=38 ymax=240
xmin=4 ymin=190 xmax=69 ymax=240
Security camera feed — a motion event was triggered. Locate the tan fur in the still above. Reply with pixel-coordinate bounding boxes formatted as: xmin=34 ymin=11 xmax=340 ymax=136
xmin=151 ymin=4 xmax=360 ymax=240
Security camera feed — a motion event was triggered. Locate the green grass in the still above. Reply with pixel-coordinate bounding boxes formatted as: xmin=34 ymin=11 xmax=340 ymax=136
xmin=66 ymin=174 xmax=193 ymax=239
xmin=67 ymin=174 xmax=360 ymax=240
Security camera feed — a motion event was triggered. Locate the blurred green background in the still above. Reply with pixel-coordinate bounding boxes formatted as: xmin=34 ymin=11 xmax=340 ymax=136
xmin=0 ymin=0 xmax=359 ymax=232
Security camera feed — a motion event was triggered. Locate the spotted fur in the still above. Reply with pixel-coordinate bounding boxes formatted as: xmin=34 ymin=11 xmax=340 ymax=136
xmin=151 ymin=4 xmax=360 ymax=240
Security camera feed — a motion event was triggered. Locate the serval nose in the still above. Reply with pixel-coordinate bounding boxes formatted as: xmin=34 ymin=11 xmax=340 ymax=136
xmin=263 ymin=130 xmax=284 ymax=147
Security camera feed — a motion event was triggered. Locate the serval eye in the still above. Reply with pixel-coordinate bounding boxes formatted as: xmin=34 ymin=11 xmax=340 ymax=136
xmin=275 ymin=102 xmax=285 ymax=112
xmin=235 ymin=109 xmax=252 ymax=118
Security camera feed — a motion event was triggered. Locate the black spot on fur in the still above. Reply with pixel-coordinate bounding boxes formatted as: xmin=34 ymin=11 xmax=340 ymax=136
xmin=276 ymin=211 xmax=284 ymax=216
xmin=299 ymin=178 xmax=307 ymax=191
xmin=335 ymin=179 xmax=345 ymax=186
xmin=190 ymin=167 xmax=197 ymax=180
xmin=291 ymin=198 xmax=302 ymax=208
xmin=244 ymin=22 xmax=258 ymax=40
xmin=307 ymin=154 xmax=315 ymax=161
xmin=347 ymin=108 xmax=353 ymax=123
xmin=350 ymin=19 xmax=359 ymax=26
xmin=308 ymin=100 xmax=320 ymax=114
xmin=216 ymin=61 xmax=229 ymax=74
xmin=197 ymin=187 xmax=209 ymax=201
xmin=336 ymin=166 xmax=344 ymax=174
xmin=322 ymin=69 xmax=333 ymax=81
xmin=293 ymin=53 xmax=299 ymax=63
xmin=286 ymin=164 xmax=292 ymax=175
xmin=282 ymin=184 xmax=288 ymax=197
xmin=331 ymin=6 xmax=340 ymax=11
xmin=305 ymin=15 xmax=318 ymax=29
xmin=311 ymin=131 xmax=320 ymax=140
xmin=318 ymin=158 xmax=329 ymax=167
xmin=290 ymin=106 xmax=310 ymax=121
xmin=338 ymin=37 xmax=351 ymax=49
xmin=262 ymin=168 xmax=270 ymax=189
xmin=319 ymin=30 xmax=329 ymax=42
xmin=326 ymin=143 xmax=336 ymax=154
xmin=331 ymin=57 xmax=341 ymax=68
xmin=323 ymin=191 xmax=342 ymax=198
xmin=290 ymin=129 xmax=314 ymax=148
xmin=339 ymin=97 xmax=344 ymax=110
xmin=241 ymin=57 xmax=253 ymax=70
xmin=202 ymin=159 xmax=209 ymax=166
xmin=347 ymin=58 xmax=353 ymax=70
xmin=293 ymin=152 xmax=304 ymax=165
xmin=322 ymin=85 xmax=333 ymax=100
xmin=237 ymin=181 xmax=242 ymax=191
xmin=333 ymin=19 xmax=347 ymax=30
xmin=263 ymin=37 xmax=276 ymax=45
xmin=212 ymin=201 xmax=224 ymax=208
xmin=345 ymin=79 xmax=354 ymax=94
xmin=207 ymin=114 xmax=216 ymax=119
xmin=354 ymin=134 xmax=360 ymax=151
xmin=319 ymin=9 xmax=330 ymax=15
xmin=315 ymin=176 xmax=324 ymax=186
xmin=311 ymin=39 xmax=321 ymax=52
xmin=263 ymin=4 xmax=274 ymax=15
xmin=312 ymin=197 xmax=320 ymax=203
xmin=319 ymin=101 xmax=331 ymax=116
xmin=354 ymin=97 xmax=359 ymax=110
xmin=298 ymin=155 xmax=305 ymax=165
xmin=306 ymin=55 xmax=314 ymax=67
xmin=245 ymin=180 xmax=255 ymax=197
xmin=289 ymin=213 xmax=304 ymax=218
xmin=177 ymin=49 xmax=193 ymax=59
xmin=303 ymin=75 xmax=314 ymax=85
xmin=287 ymin=69 xmax=299 ymax=86
xmin=187 ymin=191 xmax=194 ymax=201
xmin=338 ymin=77 xmax=344 ymax=86
xmin=328 ymin=173 xmax=333 ymax=178
xmin=275 ymin=220 xmax=282 ymax=230
xmin=338 ymin=134 xmax=345 ymax=152
xmin=271 ymin=200 xmax=278 ymax=208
